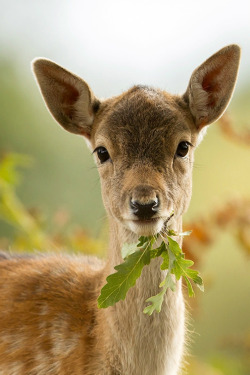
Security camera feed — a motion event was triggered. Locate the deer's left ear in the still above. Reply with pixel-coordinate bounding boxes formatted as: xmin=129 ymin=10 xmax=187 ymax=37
xmin=184 ymin=45 xmax=241 ymax=129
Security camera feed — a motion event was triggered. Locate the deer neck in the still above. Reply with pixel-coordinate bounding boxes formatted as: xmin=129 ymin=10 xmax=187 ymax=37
xmin=100 ymin=217 xmax=185 ymax=375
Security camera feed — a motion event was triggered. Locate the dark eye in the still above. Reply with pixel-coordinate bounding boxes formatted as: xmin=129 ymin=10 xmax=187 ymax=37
xmin=176 ymin=141 xmax=190 ymax=158
xmin=94 ymin=146 xmax=111 ymax=164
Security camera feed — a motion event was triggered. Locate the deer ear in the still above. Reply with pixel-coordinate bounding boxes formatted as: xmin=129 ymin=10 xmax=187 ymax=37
xmin=184 ymin=45 xmax=241 ymax=129
xmin=32 ymin=58 xmax=100 ymax=139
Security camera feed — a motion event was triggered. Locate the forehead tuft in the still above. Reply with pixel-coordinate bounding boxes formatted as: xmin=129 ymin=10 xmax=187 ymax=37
xmin=100 ymin=85 xmax=190 ymax=135
xmin=129 ymin=85 xmax=164 ymax=100
xmin=107 ymin=85 xmax=177 ymax=128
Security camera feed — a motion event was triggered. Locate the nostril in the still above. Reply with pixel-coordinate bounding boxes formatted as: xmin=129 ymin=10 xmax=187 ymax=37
xmin=130 ymin=197 xmax=160 ymax=219
xmin=130 ymin=200 xmax=140 ymax=214
xmin=152 ymin=196 xmax=159 ymax=212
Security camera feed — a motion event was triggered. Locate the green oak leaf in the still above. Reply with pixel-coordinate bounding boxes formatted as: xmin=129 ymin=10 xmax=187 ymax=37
xmin=137 ymin=236 xmax=151 ymax=247
xmin=171 ymin=256 xmax=194 ymax=280
xmin=143 ymin=271 xmax=176 ymax=315
xmin=167 ymin=236 xmax=204 ymax=295
xmin=184 ymin=268 xmax=204 ymax=292
xmin=160 ymin=243 xmax=176 ymax=271
xmin=98 ymin=242 xmax=152 ymax=308
xmin=183 ymin=276 xmax=195 ymax=297
xmin=143 ymin=285 xmax=166 ymax=315
xmin=144 ymin=240 xmax=177 ymax=315
xmin=149 ymin=241 xmax=165 ymax=259
xmin=121 ymin=242 xmax=138 ymax=259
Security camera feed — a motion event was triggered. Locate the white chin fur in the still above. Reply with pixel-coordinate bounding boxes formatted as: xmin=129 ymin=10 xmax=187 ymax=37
xmin=127 ymin=218 xmax=165 ymax=236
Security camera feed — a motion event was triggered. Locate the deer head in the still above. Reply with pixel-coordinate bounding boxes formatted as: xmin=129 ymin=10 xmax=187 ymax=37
xmin=33 ymin=45 xmax=240 ymax=237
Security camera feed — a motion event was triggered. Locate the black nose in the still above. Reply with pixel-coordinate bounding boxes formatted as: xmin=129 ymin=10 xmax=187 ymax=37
xmin=130 ymin=197 xmax=159 ymax=220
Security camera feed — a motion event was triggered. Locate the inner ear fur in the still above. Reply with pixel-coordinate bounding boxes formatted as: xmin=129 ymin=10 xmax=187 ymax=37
xmin=32 ymin=58 xmax=100 ymax=138
xmin=184 ymin=44 xmax=241 ymax=129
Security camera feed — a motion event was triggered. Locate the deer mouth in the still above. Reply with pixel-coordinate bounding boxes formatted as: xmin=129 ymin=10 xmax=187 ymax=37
xmin=126 ymin=216 xmax=166 ymax=236
xmin=132 ymin=217 xmax=160 ymax=224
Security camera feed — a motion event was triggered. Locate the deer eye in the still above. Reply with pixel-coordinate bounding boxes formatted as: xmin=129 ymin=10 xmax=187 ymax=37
xmin=94 ymin=146 xmax=111 ymax=164
xmin=176 ymin=141 xmax=190 ymax=158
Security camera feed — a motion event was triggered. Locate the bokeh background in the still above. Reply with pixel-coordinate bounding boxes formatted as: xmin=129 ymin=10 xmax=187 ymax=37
xmin=1 ymin=1 xmax=250 ymax=374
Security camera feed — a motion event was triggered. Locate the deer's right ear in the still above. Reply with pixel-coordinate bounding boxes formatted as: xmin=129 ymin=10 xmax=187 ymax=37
xmin=184 ymin=45 xmax=241 ymax=129
xmin=32 ymin=58 xmax=100 ymax=139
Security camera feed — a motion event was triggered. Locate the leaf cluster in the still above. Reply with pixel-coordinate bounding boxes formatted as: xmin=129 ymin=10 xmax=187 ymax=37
xmin=98 ymin=231 xmax=204 ymax=315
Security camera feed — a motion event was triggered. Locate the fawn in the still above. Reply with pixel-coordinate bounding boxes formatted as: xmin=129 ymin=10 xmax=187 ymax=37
xmin=0 ymin=45 xmax=240 ymax=375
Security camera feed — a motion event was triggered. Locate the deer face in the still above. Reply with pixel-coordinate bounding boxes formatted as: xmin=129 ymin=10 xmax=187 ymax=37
xmin=92 ymin=86 xmax=197 ymax=235
xmin=32 ymin=45 xmax=240 ymax=236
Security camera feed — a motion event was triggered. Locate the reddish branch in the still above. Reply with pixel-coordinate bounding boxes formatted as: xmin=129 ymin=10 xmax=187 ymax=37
xmin=219 ymin=114 xmax=250 ymax=146
xmin=183 ymin=198 xmax=250 ymax=264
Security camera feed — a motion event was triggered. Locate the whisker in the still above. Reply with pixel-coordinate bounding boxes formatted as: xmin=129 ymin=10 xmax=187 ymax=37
xmin=192 ymin=162 xmax=205 ymax=169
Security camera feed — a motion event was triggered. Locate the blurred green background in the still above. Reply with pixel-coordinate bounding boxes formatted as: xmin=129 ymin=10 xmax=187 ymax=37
xmin=1 ymin=1 xmax=250 ymax=373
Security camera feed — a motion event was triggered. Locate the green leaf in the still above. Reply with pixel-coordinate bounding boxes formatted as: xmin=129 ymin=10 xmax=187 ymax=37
xmin=149 ymin=241 xmax=165 ymax=259
xmin=167 ymin=236 xmax=184 ymax=257
xmin=98 ymin=243 xmax=152 ymax=309
xmin=160 ymin=249 xmax=169 ymax=270
xmin=143 ymin=271 xmax=176 ymax=315
xmin=167 ymin=235 xmax=204 ymax=294
xmin=183 ymin=276 xmax=195 ymax=297
xmin=143 ymin=288 xmax=165 ymax=315
xmin=137 ymin=236 xmax=150 ymax=247
xmin=172 ymin=256 xmax=194 ymax=280
xmin=185 ymin=268 xmax=204 ymax=292
xmin=160 ymin=272 xmax=176 ymax=291
xmin=160 ymin=243 xmax=176 ymax=271
xmin=121 ymin=242 xmax=137 ymax=259
xmin=144 ymin=241 xmax=178 ymax=315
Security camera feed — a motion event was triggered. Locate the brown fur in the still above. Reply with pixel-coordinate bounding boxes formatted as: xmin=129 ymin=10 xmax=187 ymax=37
xmin=0 ymin=45 xmax=240 ymax=374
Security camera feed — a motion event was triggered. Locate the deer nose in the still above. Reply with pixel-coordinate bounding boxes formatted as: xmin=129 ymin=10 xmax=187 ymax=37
xmin=130 ymin=197 xmax=159 ymax=220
